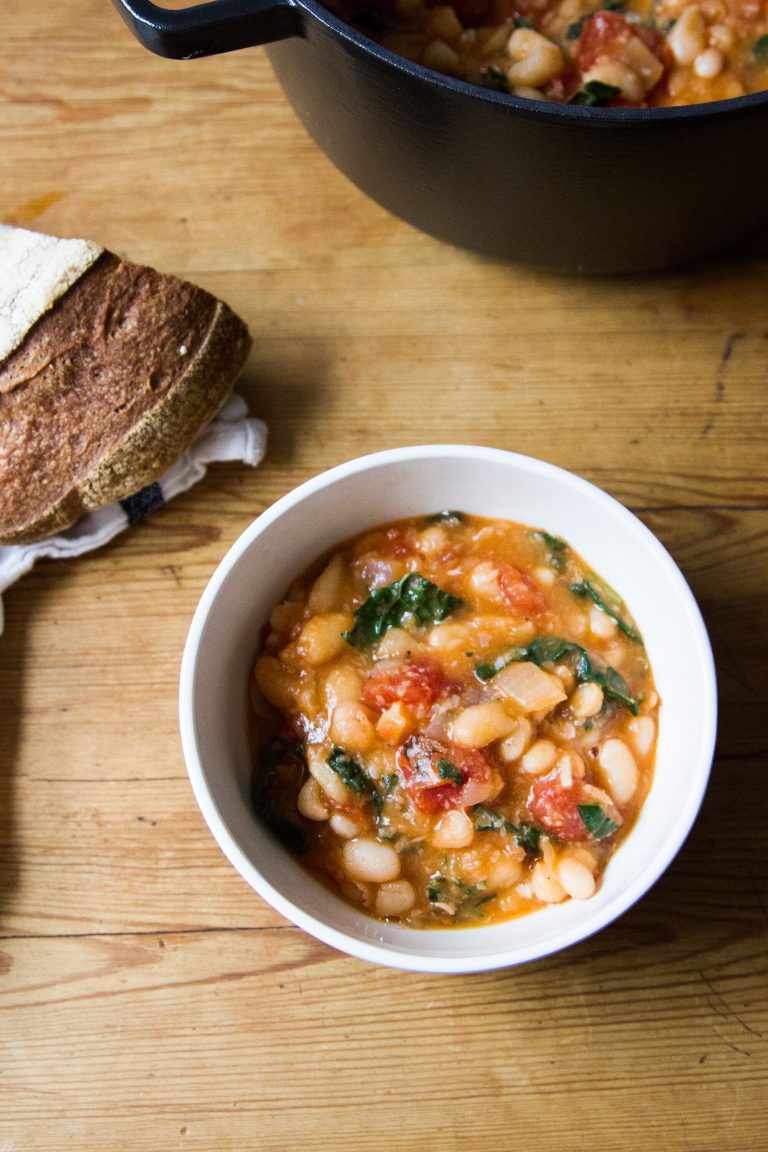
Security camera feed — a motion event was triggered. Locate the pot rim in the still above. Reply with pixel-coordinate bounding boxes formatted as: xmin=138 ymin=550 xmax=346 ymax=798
xmin=294 ymin=0 xmax=768 ymax=124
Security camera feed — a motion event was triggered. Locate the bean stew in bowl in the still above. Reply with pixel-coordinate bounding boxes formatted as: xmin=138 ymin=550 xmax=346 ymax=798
xmin=179 ymin=446 xmax=716 ymax=972
xmin=251 ymin=513 xmax=659 ymax=928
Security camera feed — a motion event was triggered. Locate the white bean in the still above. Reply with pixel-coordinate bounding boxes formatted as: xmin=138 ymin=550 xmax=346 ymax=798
xmin=470 ymin=561 xmax=502 ymax=599
xmin=519 ymin=739 xmax=557 ymax=775
xmin=570 ymin=681 xmax=604 ymax=719
xmin=432 ymin=809 xmax=475 ymax=849
xmin=556 ymin=751 xmax=573 ymax=788
xmin=330 ymin=700 xmax=376 ymax=752
xmin=557 ymin=856 xmax=597 ymax=900
xmin=598 ymin=738 xmax=639 ymax=804
xmin=375 ymin=879 xmax=416 ymax=917
xmin=589 ymin=605 xmax=617 ymax=638
xmin=343 ymin=838 xmax=401 ymax=883
xmin=330 ymin=812 xmax=365 ymax=839
xmin=693 ymin=47 xmax=723 ymax=77
xmin=533 ymin=565 xmax=556 ymax=587
xmin=505 ymin=28 xmax=565 ymax=87
xmin=496 ymin=717 xmax=532 ymax=763
xmin=308 ymin=554 xmax=346 ymax=613
xmin=570 ymin=751 xmax=586 ymax=779
xmin=297 ymin=777 xmax=329 ymax=821
xmin=452 ymin=702 xmax=518 ymax=747
xmin=531 ymin=861 xmax=566 ymax=903
xmin=324 ymin=664 xmax=364 ymax=709
xmin=296 ymin=613 xmax=353 ymax=665
xmin=668 ymin=5 xmax=707 ymax=65
xmin=627 ymin=715 xmax=656 ymax=757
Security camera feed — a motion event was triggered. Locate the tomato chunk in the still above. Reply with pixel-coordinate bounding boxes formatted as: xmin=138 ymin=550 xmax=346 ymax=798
xmin=577 ymin=10 xmax=667 ymax=73
xmin=498 ymin=564 xmax=548 ymax=615
xmin=378 ymin=527 xmax=411 ymax=558
xmin=577 ymin=11 xmax=634 ymax=70
xmin=362 ymin=659 xmax=446 ymax=714
xmin=397 ymin=735 xmax=498 ymax=812
xmin=528 ymin=777 xmax=596 ymax=841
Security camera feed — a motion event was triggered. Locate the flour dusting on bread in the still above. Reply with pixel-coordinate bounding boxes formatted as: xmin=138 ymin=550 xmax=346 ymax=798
xmin=0 ymin=226 xmax=103 ymax=363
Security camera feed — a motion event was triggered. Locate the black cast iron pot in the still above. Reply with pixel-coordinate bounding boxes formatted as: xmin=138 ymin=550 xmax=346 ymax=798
xmin=113 ymin=0 xmax=768 ymax=272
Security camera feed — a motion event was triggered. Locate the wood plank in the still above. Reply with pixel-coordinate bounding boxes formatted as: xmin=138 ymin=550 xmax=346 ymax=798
xmin=2 ymin=755 xmax=766 ymax=1149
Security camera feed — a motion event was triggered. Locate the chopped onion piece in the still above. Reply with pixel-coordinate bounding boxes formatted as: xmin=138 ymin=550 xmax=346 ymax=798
xmin=489 ymin=661 xmax=567 ymax=714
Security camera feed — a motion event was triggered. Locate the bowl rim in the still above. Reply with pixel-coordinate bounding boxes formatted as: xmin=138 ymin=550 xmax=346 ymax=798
xmin=297 ymin=0 xmax=768 ymax=124
xmin=179 ymin=444 xmax=718 ymax=973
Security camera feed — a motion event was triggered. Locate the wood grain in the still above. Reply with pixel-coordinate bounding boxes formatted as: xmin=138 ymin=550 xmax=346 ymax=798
xmin=1 ymin=0 xmax=767 ymax=1146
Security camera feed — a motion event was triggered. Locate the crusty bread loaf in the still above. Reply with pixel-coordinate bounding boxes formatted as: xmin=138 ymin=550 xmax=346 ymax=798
xmin=0 ymin=227 xmax=251 ymax=544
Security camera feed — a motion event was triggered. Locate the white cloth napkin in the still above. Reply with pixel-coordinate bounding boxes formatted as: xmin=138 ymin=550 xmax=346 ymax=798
xmin=0 ymin=393 xmax=267 ymax=635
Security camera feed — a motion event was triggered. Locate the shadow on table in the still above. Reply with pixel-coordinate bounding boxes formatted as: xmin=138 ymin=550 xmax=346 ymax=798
xmin=239 ymin=351 xmax=334 ymax=470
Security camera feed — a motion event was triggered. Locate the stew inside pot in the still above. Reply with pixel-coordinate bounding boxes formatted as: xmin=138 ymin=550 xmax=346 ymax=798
xmin=324 ymin=0 xmax=768 ymax=107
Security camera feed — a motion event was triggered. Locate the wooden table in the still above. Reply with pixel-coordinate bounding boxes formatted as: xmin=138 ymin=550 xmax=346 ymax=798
xmin=2 ymin=1 xmax=767 ymax=1147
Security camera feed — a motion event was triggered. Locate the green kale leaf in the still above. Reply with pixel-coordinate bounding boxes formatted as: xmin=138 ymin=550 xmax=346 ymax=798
xmin=569 ymin=579 xmax=642 ymax=642
xmin=753 ymin=33 xmax=768 ymax=61
xmin=327 ymin=747 xmax=386 ymax=818
xmin=569 ymin=80 xmax=621 ymax=106
xmin=436 ymin=758 xmax=464 ymax=786
xmin=344 ymin=572 xmax=462 ymax=648
xmin=424 ymin=510 xmax=466 ymax=525
xmin=578 ymin=803 xmax=620 ymax=839
xmin=532 ymin=529 xmax=569 ymax=573
xmin=483 ymin=66 xmax=511 ymax=93
xmin=472 ymin=805 xmax=544 ymax=856
xmin=426 ymin=873 xmax=496 ymax=921
xmin=327 ymin=747 xmax=371 ymax=793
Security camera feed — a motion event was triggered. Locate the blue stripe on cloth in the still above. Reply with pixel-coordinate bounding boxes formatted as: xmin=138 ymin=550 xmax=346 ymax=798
xmin=120 ymin=482 xmax=165 ymax=525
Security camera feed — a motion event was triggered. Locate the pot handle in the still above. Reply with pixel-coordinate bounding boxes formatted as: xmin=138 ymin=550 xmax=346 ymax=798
xmin=112 ymin=0 xmax=302 ymax=59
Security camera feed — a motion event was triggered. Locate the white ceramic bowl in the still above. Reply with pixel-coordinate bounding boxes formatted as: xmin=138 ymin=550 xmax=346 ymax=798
xmin=179 ymin=445 xmax=717 ymax=973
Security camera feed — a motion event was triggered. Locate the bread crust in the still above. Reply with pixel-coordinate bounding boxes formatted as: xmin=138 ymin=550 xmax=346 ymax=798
xmin=0 ymin=248 xmax=251 ymax=544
